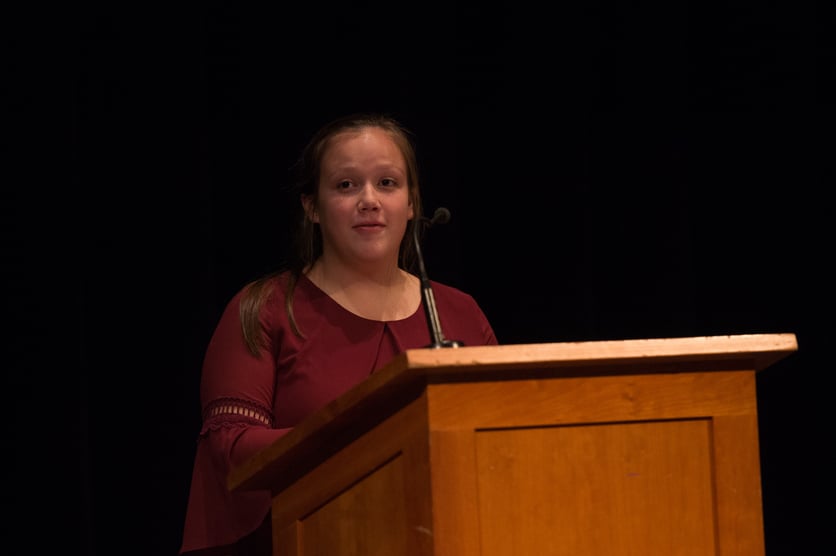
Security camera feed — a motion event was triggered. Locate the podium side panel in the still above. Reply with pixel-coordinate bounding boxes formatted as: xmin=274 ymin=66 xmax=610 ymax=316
xmin=296 ymin=455 xmax=408 ymax=554
xmin=271 ymin=394 xmax=433 ymax=556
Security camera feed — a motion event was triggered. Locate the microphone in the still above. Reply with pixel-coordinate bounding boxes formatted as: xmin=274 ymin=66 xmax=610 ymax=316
xmin=429 ymin=206 xmax=451 ymax=226
xmin=412 ymin=207 xmax=462 ymax=348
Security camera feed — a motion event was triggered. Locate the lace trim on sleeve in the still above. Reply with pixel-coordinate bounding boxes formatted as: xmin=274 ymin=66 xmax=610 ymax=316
xmin=202 ymin=397 xmax=274 ymax=427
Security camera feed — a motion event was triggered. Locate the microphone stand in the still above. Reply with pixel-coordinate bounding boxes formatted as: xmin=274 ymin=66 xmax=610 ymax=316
xmin=412 ymin=209 xmax=462 ymax=348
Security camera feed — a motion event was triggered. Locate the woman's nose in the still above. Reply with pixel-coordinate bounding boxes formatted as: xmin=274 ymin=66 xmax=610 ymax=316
xmin=357 ymin=183 xmax=380 ymax=210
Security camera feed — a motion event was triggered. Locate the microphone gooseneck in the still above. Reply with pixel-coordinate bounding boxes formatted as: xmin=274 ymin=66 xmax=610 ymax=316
xmin=413 ymin=207 xmax=462 ymax=348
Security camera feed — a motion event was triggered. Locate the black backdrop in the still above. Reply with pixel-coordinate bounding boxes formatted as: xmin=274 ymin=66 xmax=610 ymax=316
xmin=8 ymin=2 xmax=834 ymax=555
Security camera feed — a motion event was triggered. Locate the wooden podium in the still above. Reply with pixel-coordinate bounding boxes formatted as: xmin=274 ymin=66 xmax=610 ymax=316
xmin=229 ymin=333 xmax=797 ymax=556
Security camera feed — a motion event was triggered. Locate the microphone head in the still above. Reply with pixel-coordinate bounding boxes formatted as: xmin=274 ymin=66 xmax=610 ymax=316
xmin=430 ymin=206 xmax=451 ymax=226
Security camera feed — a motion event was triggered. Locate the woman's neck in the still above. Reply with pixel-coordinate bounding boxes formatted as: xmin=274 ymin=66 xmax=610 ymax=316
xmin=305 ymin=258 xmax=419 ymax=321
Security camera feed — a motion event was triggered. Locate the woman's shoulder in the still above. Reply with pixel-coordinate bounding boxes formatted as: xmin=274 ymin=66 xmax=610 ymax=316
xmin=237 ymin=270 xmax=292 ymax=299
xmin=221 ymin=271 xmax=294 ymax=321
xmin=428 ymin=279 xmax=483 ymax=307
xmin=426 ymin=279 xmax=497 ymax=345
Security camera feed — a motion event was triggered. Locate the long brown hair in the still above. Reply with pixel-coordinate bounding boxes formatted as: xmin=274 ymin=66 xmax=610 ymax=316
xmin=239 ymin=113 xmax=425 ymax=355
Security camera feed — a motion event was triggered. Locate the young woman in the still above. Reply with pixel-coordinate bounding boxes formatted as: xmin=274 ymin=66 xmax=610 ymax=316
xmin=180 ymin=113 xmax=498 ymax=555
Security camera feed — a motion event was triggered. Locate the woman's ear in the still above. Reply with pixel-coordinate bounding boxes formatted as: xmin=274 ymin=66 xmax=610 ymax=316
xmin=301 ymin=195 xmax=319 ymax=223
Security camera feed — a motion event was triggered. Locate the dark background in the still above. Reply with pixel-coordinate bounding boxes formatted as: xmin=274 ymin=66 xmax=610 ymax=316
xmin=8 ymin=2 xmax=833 ymax=555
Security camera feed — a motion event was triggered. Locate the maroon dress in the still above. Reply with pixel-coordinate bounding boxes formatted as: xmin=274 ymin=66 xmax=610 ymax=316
xmin=180 ymin=273 xmax=497 ymax=554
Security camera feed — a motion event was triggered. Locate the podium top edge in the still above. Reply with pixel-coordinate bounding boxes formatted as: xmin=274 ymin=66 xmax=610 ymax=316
xmin=401 ymin=333 xmax=798 ymax=372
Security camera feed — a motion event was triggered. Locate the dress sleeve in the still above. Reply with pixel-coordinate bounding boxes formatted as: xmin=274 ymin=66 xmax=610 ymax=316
xmin=180 ymin=285 xmax=289 ymax=553
xmin=199 ymin=287 xmax=290 ymax=465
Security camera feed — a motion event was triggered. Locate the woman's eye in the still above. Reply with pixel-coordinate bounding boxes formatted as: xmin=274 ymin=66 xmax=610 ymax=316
xmin=380 ymin=178 xmax=396 ymax=187
xmin=337 ymin=180 xmax=352 ymax=190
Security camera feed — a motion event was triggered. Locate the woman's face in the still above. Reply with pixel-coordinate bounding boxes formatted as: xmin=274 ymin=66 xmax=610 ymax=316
xmin=304 ymin=127 xmax=413 ymax=267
